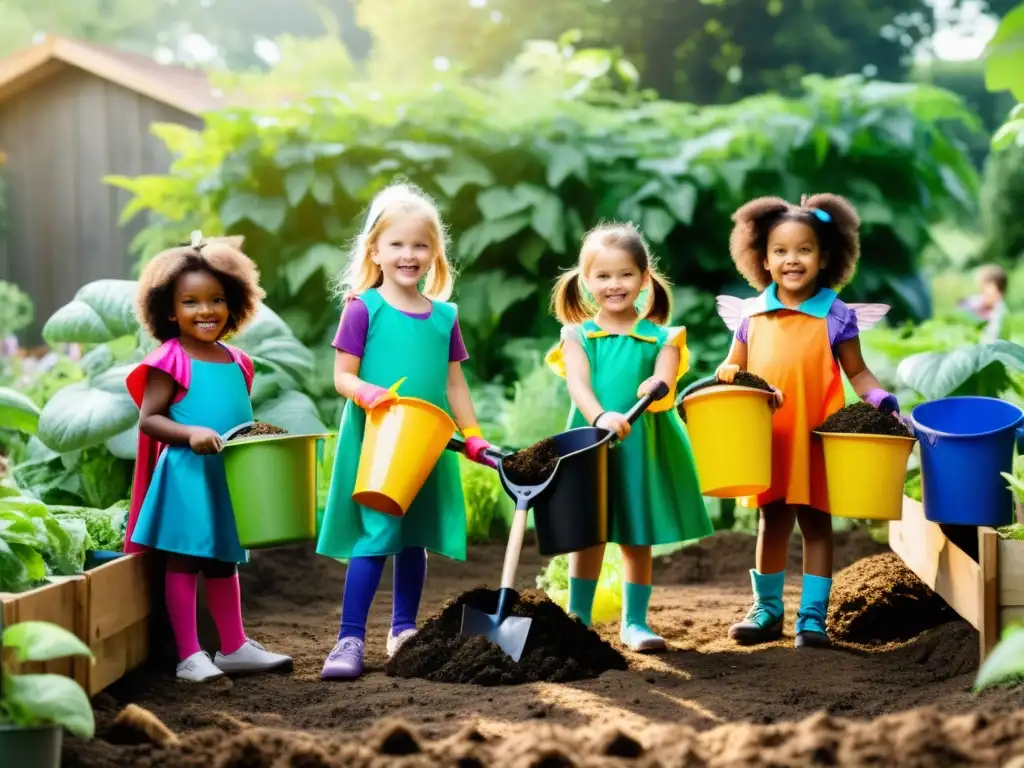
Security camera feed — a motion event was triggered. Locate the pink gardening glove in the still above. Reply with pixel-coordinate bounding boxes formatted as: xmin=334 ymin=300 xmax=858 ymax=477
xmin=465 ymin=436 xmax=498 ymax=469
xmin=353 ymin=384 xmax=397 ymax=411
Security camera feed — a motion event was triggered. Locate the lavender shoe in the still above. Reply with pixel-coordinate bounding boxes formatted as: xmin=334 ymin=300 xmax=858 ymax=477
xmin=321 ymin=637 xmax=364 ymax=680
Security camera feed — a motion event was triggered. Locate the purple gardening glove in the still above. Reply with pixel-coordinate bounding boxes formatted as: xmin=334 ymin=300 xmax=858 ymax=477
xmin=353 ymin=384 xmax=398 ymax=411
xmin=464 ymin=436 xmax=498 ymax=469
xmin=864 ymin=388 xmax=900 ymax=416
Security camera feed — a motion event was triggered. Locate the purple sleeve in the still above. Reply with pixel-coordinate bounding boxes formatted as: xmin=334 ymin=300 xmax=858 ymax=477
xmin=332 ymin=297 xmax=369 ymax=357
xmin=735 ymin=317 xmax=749 ymax=344
xmin=450 ymin=318 xmax=469 ymax=363
xmin=830 ymin=304 xmax=860 ymax=347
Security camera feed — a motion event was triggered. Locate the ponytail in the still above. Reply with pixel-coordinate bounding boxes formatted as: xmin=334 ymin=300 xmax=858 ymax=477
xmin=550 ymin=267 xmax=595 ymax=325
xmin=641 ymin=266 xmax=673 ymax=326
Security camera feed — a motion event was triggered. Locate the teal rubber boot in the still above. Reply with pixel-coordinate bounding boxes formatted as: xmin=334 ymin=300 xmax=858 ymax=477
xmin=795 ymin=573 xmax=832 ymax=649
xmin=619 ymin=582 xmax=666 ymax=652
xmin=729 ymin=569 xmax=785 ymax=645
xmin=567 ymin=577 xmax=597 ymax=627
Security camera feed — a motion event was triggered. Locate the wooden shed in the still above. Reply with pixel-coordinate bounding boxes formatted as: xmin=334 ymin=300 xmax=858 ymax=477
xmin=0 ymin=36 xmax=226 ymax=342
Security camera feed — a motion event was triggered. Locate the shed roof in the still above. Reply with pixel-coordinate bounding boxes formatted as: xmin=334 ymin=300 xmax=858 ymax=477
xmin=0 ymin=35 xmax=225 ymax=117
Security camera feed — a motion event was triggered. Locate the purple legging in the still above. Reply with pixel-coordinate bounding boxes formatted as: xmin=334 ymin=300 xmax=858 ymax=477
xmin=339 ymin=547 xmax=427 ymax=640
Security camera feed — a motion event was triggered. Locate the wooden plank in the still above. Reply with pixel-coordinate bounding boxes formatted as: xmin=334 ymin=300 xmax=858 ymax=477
xmin=998 ymin=538 xmax=1024 ymax=606
xmin=979 ymin=528 xmax=1000 ymax=660
xmin=0 ymin=577 xmax=88 ymax=687
xmin=86 ymin=553 xmax=151 ymax=643
xmin=889 ymin=497 xmax=983 ymax=629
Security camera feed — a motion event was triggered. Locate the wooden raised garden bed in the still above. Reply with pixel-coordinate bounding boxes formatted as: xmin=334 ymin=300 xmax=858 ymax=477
xmin=0 ymin=552 xmax=152 ymax=695
xmin=889 ymin=497 xmax=1023 ymax=662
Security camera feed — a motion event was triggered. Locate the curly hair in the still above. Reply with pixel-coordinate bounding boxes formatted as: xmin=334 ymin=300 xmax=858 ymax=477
xmin=136 ymin=235 xmax=265 ymax=342
xmin=728 ymin=193 xmax=861 ymax=291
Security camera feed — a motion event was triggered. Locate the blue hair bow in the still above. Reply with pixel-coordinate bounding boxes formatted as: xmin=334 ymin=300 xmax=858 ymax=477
xmin=810 ymin=208 xmax=832 ymax=223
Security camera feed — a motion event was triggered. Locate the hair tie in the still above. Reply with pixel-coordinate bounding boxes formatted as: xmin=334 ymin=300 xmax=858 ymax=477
xmin=189 ymin=229 xmax=206 ymax=252
xmin=810 ymin=208 xmax=832 ymax=223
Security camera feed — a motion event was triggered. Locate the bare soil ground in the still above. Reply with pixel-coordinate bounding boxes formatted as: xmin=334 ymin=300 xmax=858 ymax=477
xmin=62 ymin=531 xmax=1024 ymax=767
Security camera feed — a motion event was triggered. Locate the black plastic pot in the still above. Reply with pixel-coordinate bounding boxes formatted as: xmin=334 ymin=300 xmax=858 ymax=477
xmin=528 ymin=426 xmax=613 ymax=556
xmin=0 ymin=723 xmax=63 ymax=767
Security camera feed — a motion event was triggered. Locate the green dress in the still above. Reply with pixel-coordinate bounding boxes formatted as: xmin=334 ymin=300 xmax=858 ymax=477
xmin=316 ymin=289 xmax=467 ymax=561
xmin=546 ymin=318 xmax=713 ymax=547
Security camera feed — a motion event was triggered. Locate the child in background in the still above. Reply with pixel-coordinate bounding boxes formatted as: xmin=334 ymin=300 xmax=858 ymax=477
xmin=317 ymin=183 xmax=497 ymax=680
xmin=125 ymin=233 xmax=292 ymax=682
xmin=960 ymin=264 xmax=1009 ymax=343
xmin=715 ymin=194 xmax=896 ymax=649
xmin=546 ymin=222 xmax=713 ymax=652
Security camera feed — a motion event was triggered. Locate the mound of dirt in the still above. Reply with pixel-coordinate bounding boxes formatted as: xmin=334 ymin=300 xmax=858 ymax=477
xmin=828 ymin=553 xmax=957 ymax=644
xmin=501 ymin=438 xmax=558 ymax=487
xmin=385 ymin=588 xmax=627 ymax=685
xmin=655 ymin=529 xmax=887 ymax=584
xmin=817 ymin=402 xmax=912 ymax=437
xmin=228 ymin=422 xmax=288 ymax=439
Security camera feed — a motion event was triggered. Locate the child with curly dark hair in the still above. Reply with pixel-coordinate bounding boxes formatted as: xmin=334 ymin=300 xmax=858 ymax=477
xmin=714 ymin=194 xmax=896 ymax=650
xmin=123 ymin=232 xmax=292 ymax=683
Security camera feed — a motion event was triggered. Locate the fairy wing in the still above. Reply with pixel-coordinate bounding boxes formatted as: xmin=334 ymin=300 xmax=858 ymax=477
xmin=715 ymin=295 xmax=756 ymax=332
xmin=848 ymin=303 xmax=890 ymax=331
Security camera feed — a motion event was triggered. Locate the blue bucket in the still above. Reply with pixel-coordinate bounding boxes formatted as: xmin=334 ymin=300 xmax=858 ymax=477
xmin=910 ymin=397 xmax=1024 ymax=526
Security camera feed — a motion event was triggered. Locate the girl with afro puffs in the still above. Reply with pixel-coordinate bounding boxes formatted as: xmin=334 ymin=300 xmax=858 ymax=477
xmin=713 ymin=194 xmax=897 ymax=650
xmin=124 ymin=232 xmax=292 ymax=683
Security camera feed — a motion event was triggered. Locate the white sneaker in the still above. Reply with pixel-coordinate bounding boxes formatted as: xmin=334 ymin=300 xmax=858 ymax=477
xmin=386 ymin=628 xmax=418 ymax=659
xmin=214 ymin=638 xmax=292 ymax=675
xmin=176 ymin=651 xmax=225 ymax=683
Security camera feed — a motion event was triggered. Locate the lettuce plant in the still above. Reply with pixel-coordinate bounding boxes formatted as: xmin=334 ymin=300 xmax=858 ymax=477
xmin=0 ymin=620 xmax=95 ymax=739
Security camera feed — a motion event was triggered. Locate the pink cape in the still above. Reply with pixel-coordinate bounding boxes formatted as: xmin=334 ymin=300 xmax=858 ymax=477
xmin=122 ymin=339 xmax=255 ymax=554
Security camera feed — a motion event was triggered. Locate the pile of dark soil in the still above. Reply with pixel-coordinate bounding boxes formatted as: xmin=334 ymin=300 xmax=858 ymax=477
xmin=385 ymin=587 xmax=627 ymax=685
xmin=827 ymin=553 xmax=958 ymax=645
xmin=229 ymin=422 xmax=288 ymax=440
xmin=501 ymin=438 xmax=559 ymax=487
xmin=817 ymin=402 xmax=912 ymax=438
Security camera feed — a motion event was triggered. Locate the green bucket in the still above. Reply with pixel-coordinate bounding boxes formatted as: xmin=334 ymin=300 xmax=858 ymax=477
xmin=222 ymin=432 xmax=332 ymax=549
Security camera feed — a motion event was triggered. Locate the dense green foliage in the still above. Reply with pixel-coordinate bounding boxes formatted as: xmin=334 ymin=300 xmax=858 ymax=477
xmin=110 ymin=73 xmax=980 ymax=391
xmin=984 ymin=4 xmax=1024 ymax=149
xmin=981 ymin=145 xmax=1024 ymax=265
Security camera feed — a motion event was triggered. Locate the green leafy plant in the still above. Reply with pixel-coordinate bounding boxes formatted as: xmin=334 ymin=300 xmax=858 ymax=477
xmin=536 ymin=545 xmax=624 ymax=625
xmin=0 ymin=620 xmax=95 ymax=739
xmin=108 ymin=69 xmax=980 ymax=386
xmin=896 ymin=340 xmax=1024 ymax=403
xmin=0 ymin=387 xmax=40 ymax=435
xmin=983 ymin=3 xmax=1024 ymax=150
xmin=974 ymin=623 xmax=1024 ymax=691
xmin=0 ymin=280 xmax=32 ymax=340
xmin=0 ymin=494 xmax=92 ymax=593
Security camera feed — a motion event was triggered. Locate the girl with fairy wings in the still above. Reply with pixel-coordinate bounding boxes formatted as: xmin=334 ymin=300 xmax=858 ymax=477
xmin=714 ymin=194 xmax=897 ymax=650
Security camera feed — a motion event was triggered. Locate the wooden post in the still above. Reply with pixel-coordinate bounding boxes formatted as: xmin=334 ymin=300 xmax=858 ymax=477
xmin=979 ymin=528 xmax=999 ymax=660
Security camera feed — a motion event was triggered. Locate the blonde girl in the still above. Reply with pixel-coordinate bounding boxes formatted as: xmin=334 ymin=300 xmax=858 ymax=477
xmin=546 ymin=223 xmax=713 ymax=651
xmin=317 ymin=183 xmax=496 ymax=680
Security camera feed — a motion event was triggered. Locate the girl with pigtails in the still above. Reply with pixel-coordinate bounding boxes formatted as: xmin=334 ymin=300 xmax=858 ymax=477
xmin=715 ymin=194 xmax=897 ymax=650
xmin=546 ymin=222 xmax=713 ymax=652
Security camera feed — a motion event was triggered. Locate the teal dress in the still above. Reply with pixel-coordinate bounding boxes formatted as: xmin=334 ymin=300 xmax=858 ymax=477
xmin=547 ymin=318 xmax=713 ymax=547
xmin=130 ymin=359 xmax=253 ymax=563
xmin=316 ymin=289 xmax=467 ymax=561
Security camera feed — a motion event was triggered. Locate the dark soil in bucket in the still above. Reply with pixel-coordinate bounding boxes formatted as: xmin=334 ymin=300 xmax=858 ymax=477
xmin=827 ymin=553 xmax=959 ymax=646
xmin=384 ymin=587 xmax=628 ymax=685
xmin=817 ymin=402 xmax=912 ymax=437
xmin=677 ymin=371 xmax=775 ymax=422
xmin=229 ymin=422 xmax=289 ymax=440
xmin=501 ymin=438 xmax=559 ymax=487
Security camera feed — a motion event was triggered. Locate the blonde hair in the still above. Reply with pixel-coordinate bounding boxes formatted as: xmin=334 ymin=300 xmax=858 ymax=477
xmin=551 ymin=222 xmax=674 ymax=325
xmin=336 ymin=182 xmax=454 ymax=302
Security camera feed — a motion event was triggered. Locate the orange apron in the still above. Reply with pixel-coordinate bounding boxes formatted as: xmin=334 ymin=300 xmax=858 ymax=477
xmin=743 ymin=311 xmax=846 ymax=511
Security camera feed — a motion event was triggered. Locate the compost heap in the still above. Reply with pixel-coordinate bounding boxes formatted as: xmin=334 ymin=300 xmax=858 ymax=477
xmin=228 ymin=422 xmax=289 ymax=440
xmin=385 ymin=587 xmax=627 ymax=685
xmin=817 ymin=402 xmax=912 ymax=438
xmin=827 ymin=553 xmax=959 ymax=646
xmin=501 ymin=438 xmax=559 ymax=487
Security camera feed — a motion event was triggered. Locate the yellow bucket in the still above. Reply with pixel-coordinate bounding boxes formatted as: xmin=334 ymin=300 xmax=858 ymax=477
xmin=353 ymin=396 xmax=456 ymax=516
xmin=815 ymin=432 xmax=917 ymax=520
xmin=681 ymin=385 xmax=775 ymax=498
